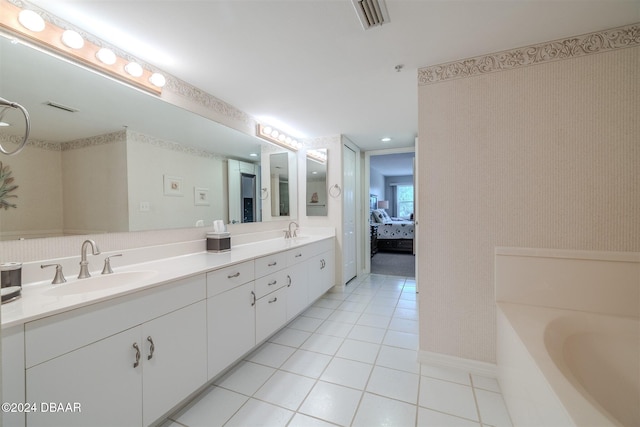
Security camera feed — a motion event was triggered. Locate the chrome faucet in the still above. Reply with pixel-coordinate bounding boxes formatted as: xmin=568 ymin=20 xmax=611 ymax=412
xmin=285 ymin=221 xmax=299 ymax=239
xmin=78 ymin=239 xmax=101 ymax=279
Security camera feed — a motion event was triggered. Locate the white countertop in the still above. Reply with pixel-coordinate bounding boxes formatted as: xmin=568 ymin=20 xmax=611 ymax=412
xmin=2 ymin=234 xmax=333 ymax=328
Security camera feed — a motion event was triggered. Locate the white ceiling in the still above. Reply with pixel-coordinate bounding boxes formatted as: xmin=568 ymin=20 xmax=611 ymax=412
xmin=27 ymin=0 xmax=640 ymax=153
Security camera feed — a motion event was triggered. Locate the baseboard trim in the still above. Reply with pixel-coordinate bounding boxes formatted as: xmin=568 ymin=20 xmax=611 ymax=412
xmin=419 ymin=350 xmax=497 ymax=377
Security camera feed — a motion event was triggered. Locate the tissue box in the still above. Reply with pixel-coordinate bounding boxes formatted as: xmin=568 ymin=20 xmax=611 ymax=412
xmin=207 ymin=232 xmax=231 ymax=253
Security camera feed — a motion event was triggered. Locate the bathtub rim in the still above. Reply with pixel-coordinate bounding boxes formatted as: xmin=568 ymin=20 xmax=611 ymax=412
xmin=497 ymin=302 xmax=636 ymax=427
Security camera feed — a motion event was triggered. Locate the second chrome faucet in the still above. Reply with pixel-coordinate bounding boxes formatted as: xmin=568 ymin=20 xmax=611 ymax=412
xmin=78 ymin=239 xmax=100 ymax=279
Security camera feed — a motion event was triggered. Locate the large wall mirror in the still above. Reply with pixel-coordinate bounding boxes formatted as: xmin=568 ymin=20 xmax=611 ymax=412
xmin=0 ymin=35 xmax=297 ymax=240
xmin=306 ymin=148 xmax=328 ymax=216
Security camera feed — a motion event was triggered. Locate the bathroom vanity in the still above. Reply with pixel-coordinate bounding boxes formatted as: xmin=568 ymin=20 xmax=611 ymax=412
xmin=1 ymin=234 xmax=335 ymax=427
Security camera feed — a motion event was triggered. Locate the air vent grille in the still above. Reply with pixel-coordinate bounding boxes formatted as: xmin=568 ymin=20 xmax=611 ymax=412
xmin=351 ymin=0 xmax=390 ymax=30
xmin=44 ymin=101 xmax=79 ymax=113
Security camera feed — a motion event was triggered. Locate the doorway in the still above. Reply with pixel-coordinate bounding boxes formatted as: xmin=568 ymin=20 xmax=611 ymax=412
xmin=367 ymin=150 xmax=416 ymax=278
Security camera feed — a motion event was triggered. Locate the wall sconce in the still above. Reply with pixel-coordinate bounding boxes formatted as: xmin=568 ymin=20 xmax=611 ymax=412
xmin=377 ymin=200 xmax=389 ymax=210
xmin=256 ymin=123 xmax=302 ymax=152
xmin=0 ymin=0 xmax=165 ymax=95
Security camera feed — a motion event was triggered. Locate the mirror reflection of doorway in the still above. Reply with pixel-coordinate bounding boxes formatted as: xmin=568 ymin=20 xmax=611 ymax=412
xmin=241 ymin=173 xmax=257 ymax=223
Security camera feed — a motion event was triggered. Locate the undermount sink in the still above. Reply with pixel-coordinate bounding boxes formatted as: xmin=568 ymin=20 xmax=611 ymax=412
xmin=44 ymin=271 xmax=157 ymax=296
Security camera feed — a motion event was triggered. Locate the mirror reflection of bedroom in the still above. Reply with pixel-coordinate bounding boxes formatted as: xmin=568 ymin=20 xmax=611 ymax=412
xmin=369 ymin=152 xmax=416 ymax=277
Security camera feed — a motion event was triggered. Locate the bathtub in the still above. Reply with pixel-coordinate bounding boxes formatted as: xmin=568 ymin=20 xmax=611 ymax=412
xmin=497 ymin=302 xmax=639 ymax=427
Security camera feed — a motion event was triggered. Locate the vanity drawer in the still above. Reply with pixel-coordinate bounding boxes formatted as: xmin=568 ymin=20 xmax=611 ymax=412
xmin=255 ymin=270 xmax=288 ymax=299
xmin=255 ymin=252 xmax=287 ymax=278
xmin=206 ymin=260 xmax=255 ymax=297
xmin=286 ymin=247 xmax=309 ymax=265
xmin=25 ymin=274 xmax=206 ymax=368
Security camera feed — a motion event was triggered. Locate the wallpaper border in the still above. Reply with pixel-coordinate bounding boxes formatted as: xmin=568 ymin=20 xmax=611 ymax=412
xmin=418 ymin=23 xmax=640 ymax=85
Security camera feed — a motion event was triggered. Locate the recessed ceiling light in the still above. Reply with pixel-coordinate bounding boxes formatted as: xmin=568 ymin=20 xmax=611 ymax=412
xmin=249 ymin=153 xmax=258 ymax=157
xmin=381 ymin=137 xmax=392 ymax=142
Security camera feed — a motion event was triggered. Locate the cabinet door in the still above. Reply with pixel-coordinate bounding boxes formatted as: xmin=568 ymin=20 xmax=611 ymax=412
xmin=286 ymin=263 xmax=308 ymax=320
xmin=319 ymin=250 xmax=335 ymax=295
xmin=308 ymin=251 xmax=335 ymax=302
xmin=26 ymin=327 xmax=142 ymax=427
xmin=255 ymin=286 xmax=287 ymax=344
xmin=207 ymin=281 xmax=256 ymax=379
xmin=142 ymin=300 xmax=207 ymax=426
xmin=2 ymin=326 xmax=25 ymax=427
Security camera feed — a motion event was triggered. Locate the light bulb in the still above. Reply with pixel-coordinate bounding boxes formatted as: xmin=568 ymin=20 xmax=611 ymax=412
xmin=61 ymin=30 xmax=84 ymax=49
xmin=124 ymin=61 xmax=143 ymax=77
xmin=149 ymin=73 xmax=166 ymax=88
xmin=262 ymin=126 xmax=272 ymax=135
xmin=96 ymin=48 xmax=116 ymax=65
xmin=18 ymin=10 xmax=45 ymax=32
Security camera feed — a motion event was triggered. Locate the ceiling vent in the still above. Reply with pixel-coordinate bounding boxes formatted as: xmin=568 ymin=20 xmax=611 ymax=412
xmin=44 ymin=101 xmax=79 ymax=113
xmin=351 ymin=0 xmax=390 ymax=30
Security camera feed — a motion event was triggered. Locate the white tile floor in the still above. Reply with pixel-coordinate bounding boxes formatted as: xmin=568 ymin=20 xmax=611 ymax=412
xmin=162 ymin=274 xmax=512 ymax=427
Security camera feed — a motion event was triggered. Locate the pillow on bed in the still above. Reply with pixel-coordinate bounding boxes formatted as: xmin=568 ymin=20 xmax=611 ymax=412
xmin=371 ymin=209 xmax=384 ymax=223
xmin=372 ymin=209 xmax=392 ymax=224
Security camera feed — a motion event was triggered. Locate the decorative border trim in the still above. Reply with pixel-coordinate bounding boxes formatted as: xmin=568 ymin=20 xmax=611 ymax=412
xmin=128 ymin=130 xmax=226 ymax=161
xmin=419 ymin=23 xmax=640 ymax=85
xmin=61 ymin=130 xmax=126 ymax=151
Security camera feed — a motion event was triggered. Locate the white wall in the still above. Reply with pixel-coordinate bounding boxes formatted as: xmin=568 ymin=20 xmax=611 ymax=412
xmin=127 ymin=130 xmax=227 ymax=231
xmin=417 ymin=30 xmax=639 ymax=363
xmin=62 ymin=132 xmax=129 ymax=234
xmin=0 ymin=137 xmax=63 ymax=240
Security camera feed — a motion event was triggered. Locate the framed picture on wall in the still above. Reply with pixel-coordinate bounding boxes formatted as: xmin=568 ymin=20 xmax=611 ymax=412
xmin=164 ymin=175 xmax=184 ymax=196
xmin=194 ymin=187 xmax=210 ymax=206
xmin=370 ymin=194 xmax=377 ymax=211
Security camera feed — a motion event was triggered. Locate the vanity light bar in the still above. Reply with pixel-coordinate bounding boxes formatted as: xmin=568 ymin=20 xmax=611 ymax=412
xmin=306 ymin=149 xmax=327 ymax=164
xmin=0 ymin=0 xmax=165 ymax=95
xmin=256 ymin=123 xmax=302 ymax=152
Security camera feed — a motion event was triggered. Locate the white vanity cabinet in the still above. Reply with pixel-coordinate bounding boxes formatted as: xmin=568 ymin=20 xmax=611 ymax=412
xmin=308 ymin=242 xmax=335 ymax=302
xmin=2 ymin=325 xmax=26 ymax=427
xmin=254 ymin=253 xmax=289 ymax=343
xmin=206 ymin=261 xmax=256 ymax=380
xmin=24 ymin=274 xmax=207 ymax=427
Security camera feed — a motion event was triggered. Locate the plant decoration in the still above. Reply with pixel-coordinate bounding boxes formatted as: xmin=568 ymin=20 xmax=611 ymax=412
xmin=0 ymin=161 xmax=18 ymax=210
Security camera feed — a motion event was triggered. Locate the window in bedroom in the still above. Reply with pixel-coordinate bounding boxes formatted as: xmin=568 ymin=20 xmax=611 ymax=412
xmin=396 ymin=184 xmax=414 ymax=219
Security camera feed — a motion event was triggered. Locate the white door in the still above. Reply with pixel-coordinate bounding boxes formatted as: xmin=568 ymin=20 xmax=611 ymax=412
xmin=343 ymin=145 xmax=357 ymax=283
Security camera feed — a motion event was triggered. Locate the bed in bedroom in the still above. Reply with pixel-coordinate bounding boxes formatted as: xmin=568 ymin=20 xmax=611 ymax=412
xmin=371 ymin=209 xmax=414 ymax=253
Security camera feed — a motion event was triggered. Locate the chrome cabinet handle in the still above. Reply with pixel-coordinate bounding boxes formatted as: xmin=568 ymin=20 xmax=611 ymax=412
xmin=320 ymin=259 xmax=326 ymax=269
xmin=147 ymin=336 xmax=155 ymax=360
xmin=133 ymin=342 xmax=141 ymax=368
xmin=287 ymin=275 xmax=291 ymax=287
xmin=251 ymin=291 xmax=256 ymax=306
xmin=268 ymin=297 xmax=278 ymax=304
xmin=268 ymin=261 xmax=277 ymax=267
xmin=295 ymin=253 xmax=303 ymax=258
xmin=268 ymin=280 xmax=277 ymax=286
xmin=227 ymin=272 xmax=240 ymax=279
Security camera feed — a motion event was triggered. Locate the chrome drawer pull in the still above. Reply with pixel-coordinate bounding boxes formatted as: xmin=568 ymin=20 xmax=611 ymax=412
xmin=295 ymin=253 xmax=302 ymax=258
xmin=251 ymin=291 xmax=256 ymax=306
xmin=268 ymin=297 xmax=278 ymax=304
xmin=147 ymin=336 xmax=155 ymax=360
xmin=287 ymin=275 xmax=291 ymax=287
xmin=133 ymin=342 xmax=141 ymax=368
xmin=268 ymin=261 xmax=277 ymax=267
xmin=268 ymin=280 xmax=277 ymax=286
xmin=227 ymin=272 xmax=241 ymax=279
